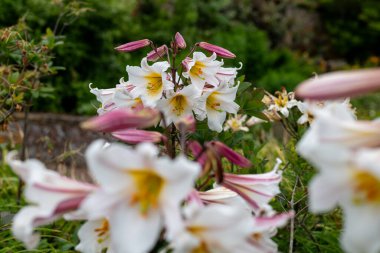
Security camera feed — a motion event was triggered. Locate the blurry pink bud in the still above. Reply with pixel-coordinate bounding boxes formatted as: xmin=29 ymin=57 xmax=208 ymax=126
xmin=112 ymin=129 xmax=164 ymax=144
xmin=207 ymin=141 xmax=252 ymax=168
xmin=115 ymin=39 xmax=151 ymax=52
xmin=175 ymin=32 xmax=186 ymax=49
xmin=147 ymin=45 xmax=168 ymax=61
xmin=177 ymin=115 xmax=196 ymax=132
xmin=198 ymin=42 xmax=236 ymax=59
xmin=296 ymin=68 xmax=380 ymax=100
xmin=81 ymin=108 xmax=160 ymax=132
xmin=188 ymin=141 xmax=207 ymax=167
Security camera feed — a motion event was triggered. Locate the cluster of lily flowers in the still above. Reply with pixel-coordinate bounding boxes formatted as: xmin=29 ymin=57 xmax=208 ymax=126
xmin=295 ymin=68 xmax=380 ymax=253
xmin=90 ymin=32 xmax=242 ymax=133
xmin=6 ymin=33 xmax=293 ymax=253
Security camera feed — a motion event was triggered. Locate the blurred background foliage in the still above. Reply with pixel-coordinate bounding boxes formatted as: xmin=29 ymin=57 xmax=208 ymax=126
xmin=1 ymin=0 xmax=380 ymax=115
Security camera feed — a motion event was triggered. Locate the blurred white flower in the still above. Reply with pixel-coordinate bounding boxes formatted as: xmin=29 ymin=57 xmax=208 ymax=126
xmin=81 ymin=140 xmax=200 ymax=253
xmin=76 ymin=218 xmax=113 ymax=253
xmin=6 ymin=152 xmax=96 ymax=249
xmin=224 ymin=114 xmax=249 ymax=132
xmin=169 ymin=204 xmax=258 ymax=253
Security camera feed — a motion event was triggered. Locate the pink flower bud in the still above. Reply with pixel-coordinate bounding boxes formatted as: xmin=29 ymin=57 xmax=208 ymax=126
xmin=115 ymin=39 xmax=151 ymax=52
xmin=296 ymin=68 xmax=380 ymax=100
xmin=147 ymin=45 xmax=168 ymax=61
xmin=175 ymin=32 xmax=186 ymax=49
xmin=176 ymin=115 xmax=196 ymax=133
xmin=112 ymin=129 xmax=164 ymax=144
xmin=207 ymin=141 xmax=252 ymax=168
xmin=81 ymin=108 xmax=160 ymax=132
xmin=198 ymin=42 xmax=236 ymax=59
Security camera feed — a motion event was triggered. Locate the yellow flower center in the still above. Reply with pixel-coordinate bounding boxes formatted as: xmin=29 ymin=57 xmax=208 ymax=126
xmin=170 ymin=94 xmax=188 ymax=116
xmin=129 ymin=170 xmax=165 ymax=215
xmin=187 ymin=226 xmax=210 ymax=253
xmin=192 ymin=242 xmax=210 ymax=253
xmin=274 ymin=94 xmax=288 ymax=108
xmin=229 ymin=119 xmax=241 ymax=131
xmin=206 ymin=92 xmax=221 ymax=112
xmin=190 ymin=61 xmax=205 ymax=78
xmin=353 ymin=170 xmax=380 ymax=204
xmin=94 ymin=219 xmax=110 ymax=244
xmin=145 ymin=72 xmax=163 ymax=97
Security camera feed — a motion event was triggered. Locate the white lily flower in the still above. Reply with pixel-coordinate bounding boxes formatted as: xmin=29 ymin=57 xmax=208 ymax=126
xmin=169 ymin=204 xmax=259 ymax=253
xmin=6 ymin=152 xmax=96 ymax=249
xmin=157 ymin=85 xmax=199 ymax=125
xmin=297 ymin=99 xmax=355 ymax=125
xmin=127 ymin=58 xmax=173 ymax=107
xmin=221 ymin=158 xmax=283 ymax=212
xmin=297 ymin=101 xmax=380 ymax=170
xmin=90 ymin=84 xmax=117 ymax=115
xmin=194 ymin=83 xmax=239 ymax=132
xmin=223 ymin=114 xmax=249 ymax=132
xmin=81 ymin=140 xmax=200 ymax=253
xmin=182 ymin=52 xmax=223 ymax=91
xmin=215 ymin=62 xmax=242 ymax=85
xmin=76 ymin=218 xmax=114 ymax=253
xmin=266 ymin=88 xmax=298 ymax=118
xmin=248 ymin=212 xmax=293 ymax=253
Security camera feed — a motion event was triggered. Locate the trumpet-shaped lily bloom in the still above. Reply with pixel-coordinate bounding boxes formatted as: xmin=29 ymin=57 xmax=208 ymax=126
xmin=76 ymin=218 xmax=113 ymax=253
xmin=6 ymin=152 xmax=97 ymax=249
xmin=194 ymin=83 xmax=239 ymax=132
xmin=81 ymin=108 xmax=160 ymax=133
xmin=216 ymin=63 xmax=242 ymax=85
xmin=127 ymin=58 xmax=173 ymax=107
xmin=81 ymin=140 xmax=200 ymax=253
xmin=221 ymin=159 xmax=282 ymax=212
xmin=90 ymin=84 xmax=117 ymax=115
xmin=182 ymin=52 xmax=223 ymax=91
xmin=248 ymin=212 xmax=294 ymax=253
xmin=169 ymin=204 xmax=258 ymax=253
xmin=158 ymin=85 xmax=199 ymax=125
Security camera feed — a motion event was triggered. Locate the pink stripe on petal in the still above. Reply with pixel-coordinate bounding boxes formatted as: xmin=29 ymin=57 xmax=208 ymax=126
xmin=222 ymin=181 xmax=260 ymax=210
xmin=224 ymin=173 xmax=281 ymax=184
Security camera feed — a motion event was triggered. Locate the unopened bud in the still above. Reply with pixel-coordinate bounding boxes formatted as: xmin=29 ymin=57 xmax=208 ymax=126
xmin=147 ymin=45 xmax=168 ymax=61
xmin=175 ymin=32 xmax=186 ymax=49
xmin=115 ymin=39 xmax=151 ymax=52
xmin=198 ymin=42 xmax=236 ymax=59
